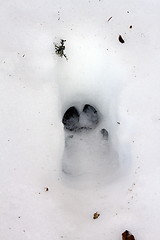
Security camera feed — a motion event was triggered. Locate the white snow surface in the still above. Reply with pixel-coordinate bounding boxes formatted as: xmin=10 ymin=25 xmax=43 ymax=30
xmin=1 ymin=0 xmax=160 ymax=239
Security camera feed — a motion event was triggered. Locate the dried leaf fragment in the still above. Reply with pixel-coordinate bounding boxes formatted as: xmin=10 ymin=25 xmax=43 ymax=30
xmin=122 ymin=230 xmax=135 ymax=240
xmin=55 ymin=39 xmax=68 ymax=60
xmin=93 ymin=212 xmax=100 ymax=219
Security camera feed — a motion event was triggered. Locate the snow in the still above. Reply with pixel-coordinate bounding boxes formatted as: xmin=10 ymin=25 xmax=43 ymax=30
xmin=1 ymin=0 xmax=160 ymax=239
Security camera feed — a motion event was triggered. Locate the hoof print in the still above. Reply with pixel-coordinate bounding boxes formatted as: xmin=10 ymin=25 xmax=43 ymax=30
xmin=61 ymin=103 xmax=119 ymax=186
xmin=62 ymin=106 xmax=79 ymax=131
xmin=101 ymin=128 xmax=109 ymax=140
xmin=81 ymin=104 xmax=99 ymax=129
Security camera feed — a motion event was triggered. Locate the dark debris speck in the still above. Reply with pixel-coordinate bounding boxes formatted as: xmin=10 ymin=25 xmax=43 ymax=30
xmin=122 ymin=230 xmax=135 ymax=240
xmin=118 ymin=35 xmax=125 ymax=44
xmin=44 ymin=187 xmax=49 ymax=192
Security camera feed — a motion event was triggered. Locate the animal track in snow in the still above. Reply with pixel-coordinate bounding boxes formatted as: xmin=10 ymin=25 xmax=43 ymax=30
xmin=61 ymin=103 xmax=119 ymax=186
xmin=62 ymin=104 xmax=99 ymax=131
xmin=55 ymin=36 xmax=128 ymax=187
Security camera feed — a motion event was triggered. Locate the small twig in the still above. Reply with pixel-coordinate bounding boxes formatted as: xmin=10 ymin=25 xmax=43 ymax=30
xmin=107 ymin=16 xmax=113 ymax=22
